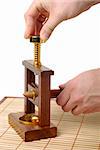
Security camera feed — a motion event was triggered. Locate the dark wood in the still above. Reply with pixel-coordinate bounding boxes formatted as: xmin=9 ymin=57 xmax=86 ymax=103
xmin=23 ymin=60 xmax=54 ymax=75
xmin=27 ymin=89 xmax=62 ymax=107
xmin=8 ymin=60 xmax=59 ymax=142
xmin=28 ymin=97 xmax=39 ymax=106
xmin=24 ymin=68 xmax=35 ymax=114
xmin=0 ymin=96 xmax=24 ymax=105
xmin=51 ymin=89 xmax=62 ymax=98
xmin=0 ymin=97 xmax=8 ymax=104
xmin=28 ymin=84 xmax=62 ymax=99
xmin=38 ymin=72 xmax=51 ymax=127
xmin=8 ymin=112 xmax=57 ymax=142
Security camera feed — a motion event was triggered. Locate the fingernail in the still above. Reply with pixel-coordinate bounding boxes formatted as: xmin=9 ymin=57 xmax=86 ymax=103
xmin=41 ymin=32 xmax=49 ymax=42
xmin=40 ymin=39 xmax=47 ymax=43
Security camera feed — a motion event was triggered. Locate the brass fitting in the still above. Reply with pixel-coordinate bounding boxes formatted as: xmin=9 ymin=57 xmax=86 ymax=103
xmin=31 ymin=116 xmax=39 ymax=125
xmin=19 ymin=113 xmax=39 ymax=126
xmin=30 ymin=36 xmax=41 ymax=68
xmin=24 ymin=90 xmax=38 ymax=101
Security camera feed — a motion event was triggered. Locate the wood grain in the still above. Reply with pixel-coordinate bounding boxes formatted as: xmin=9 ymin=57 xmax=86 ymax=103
xmin=0 ymin=97 xmax=100 ymax=149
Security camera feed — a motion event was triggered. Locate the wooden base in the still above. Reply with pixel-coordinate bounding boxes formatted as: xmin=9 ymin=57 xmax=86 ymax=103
xmin=8 ymin=112 xmax=57 ymax=142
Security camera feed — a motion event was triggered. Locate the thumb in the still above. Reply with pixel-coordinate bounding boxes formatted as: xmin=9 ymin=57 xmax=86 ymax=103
xmin=59 ymin=83 xmax=66 ymax=89
xmin=40 ymin=15 xmax=62 ymax=41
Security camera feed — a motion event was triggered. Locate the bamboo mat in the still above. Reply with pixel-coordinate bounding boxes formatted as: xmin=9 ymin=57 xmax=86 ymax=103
xmin=0 ymin=97 xmax=100 ymax=150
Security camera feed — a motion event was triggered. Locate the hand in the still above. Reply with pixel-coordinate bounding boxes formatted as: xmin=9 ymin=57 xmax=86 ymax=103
xmin=24 ymin=0 xmax=98 ymax=41
xmin=56 ymin=69 xmax=100 ymax=115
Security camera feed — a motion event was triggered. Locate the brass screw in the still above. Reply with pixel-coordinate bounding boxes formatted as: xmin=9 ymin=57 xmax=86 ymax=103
xmin=30 ymin=36 xmax=41 ymax=68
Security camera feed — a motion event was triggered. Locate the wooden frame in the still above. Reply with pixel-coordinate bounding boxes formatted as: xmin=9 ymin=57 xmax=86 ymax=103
xmin=8 ymin=60 xmax=61 ymax=142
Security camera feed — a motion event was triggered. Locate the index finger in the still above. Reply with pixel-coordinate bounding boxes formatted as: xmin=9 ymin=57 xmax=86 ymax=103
xmin=24 ymin=0 xmax=40 ymax=38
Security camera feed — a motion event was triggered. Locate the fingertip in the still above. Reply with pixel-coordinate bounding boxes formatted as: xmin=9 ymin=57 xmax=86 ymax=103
xmin=24 ymin=33 xmax=30 ymax=39
xmin=40 ymin=30 xmax=50 ymax=42
xmin=72 ymin=109 xmax=80 ymax=116
xmin=40 ymin=39 xmax=47 ymax=43
xmin=62 ymin=105 xmax=69 ymax=112
xmin=24 ymin=25 xmax=35 ymax=39
xmin=40 ymin=19 xmax=54 ymax=42
xmin=24 ymin=31 xmax=32 ymax=39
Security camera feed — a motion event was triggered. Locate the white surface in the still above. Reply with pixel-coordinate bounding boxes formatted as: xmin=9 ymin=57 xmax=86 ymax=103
xmin=0 ymin=0 xmax=100 ymax=97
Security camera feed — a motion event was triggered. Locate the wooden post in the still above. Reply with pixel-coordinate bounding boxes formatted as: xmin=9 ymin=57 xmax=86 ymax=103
xmin=38 ymin=72 xmax=51 ymax=127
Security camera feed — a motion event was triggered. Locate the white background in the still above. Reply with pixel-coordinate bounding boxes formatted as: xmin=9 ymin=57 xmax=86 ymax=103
xmin=0 ymin=0 xmax=100 ymax=98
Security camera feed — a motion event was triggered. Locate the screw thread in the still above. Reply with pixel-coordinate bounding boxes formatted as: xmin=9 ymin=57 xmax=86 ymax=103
xmin=34 ymin=42 xmax=41 ymax=67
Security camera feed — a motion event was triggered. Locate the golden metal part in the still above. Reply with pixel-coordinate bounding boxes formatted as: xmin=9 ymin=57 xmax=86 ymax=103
xmin=30 ymin=36 xmax=41 ymax=68
xmin=19 ymin=113 xmax=39 ymax=126
xmin=23 ymin=90 xmax=38 ymax=101
xmin=31 ymin=116 xmax=39 ymax=125
xmin=34 ymin=42 xmax=41 ymax=67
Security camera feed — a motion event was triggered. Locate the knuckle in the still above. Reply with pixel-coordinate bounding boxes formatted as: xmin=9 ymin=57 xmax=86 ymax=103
xmin=73 ymin=95 xmax=85 ymax=104
xmin=56 ymin=97 xmax=59 ymax=104
xmin=83 ymin=104 xmax=89 ymax=111
xmin=72 ymin=98 xmax=79 ymax=104
xmin=56 ymin=93 xmax=65 ymax=106
xmin=72 ymin=107 xmax=81 ymax=116
xmin=56 ymin=96 xmax=61 ymax=105
xmin=24 ymin=11 xmax=32 ymax=20
xmin=79 ymin=95 xmax=85 ymax=100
